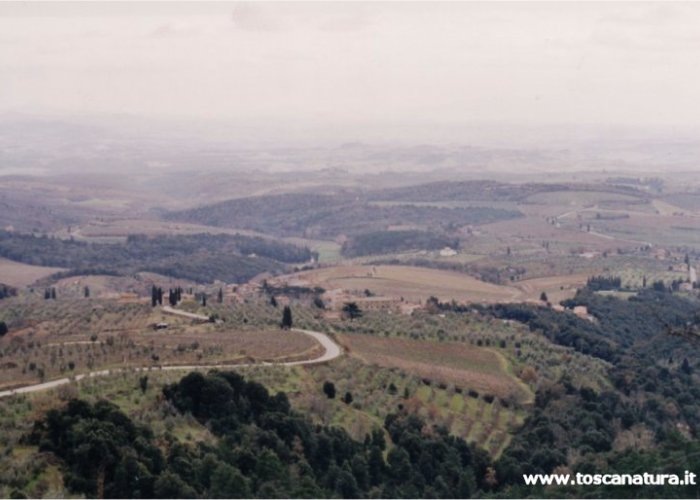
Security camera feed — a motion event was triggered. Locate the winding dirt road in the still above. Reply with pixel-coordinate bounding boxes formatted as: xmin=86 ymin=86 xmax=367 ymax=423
xmin=0 ymin=320 xmax=342 ymax=399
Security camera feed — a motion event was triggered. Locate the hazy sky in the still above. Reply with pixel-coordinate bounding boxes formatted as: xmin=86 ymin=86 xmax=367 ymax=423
xmin=2 ymin=1 xmax=700 ymax=137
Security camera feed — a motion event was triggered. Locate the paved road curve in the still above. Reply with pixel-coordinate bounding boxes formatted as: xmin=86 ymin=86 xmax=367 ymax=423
xmin=0 ymin=325 xmax=342 ymax=399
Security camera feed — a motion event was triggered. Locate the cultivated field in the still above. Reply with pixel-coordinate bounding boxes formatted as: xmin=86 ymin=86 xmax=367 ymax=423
xmin=324 ymin=309 xmax=611 ymax=398
xmin=285 ymin=263 xmax=595 ymax=304
xmin=338 ymin=333 xmax=531 ymax=403
xmin=52 ymin=272 xmax=199 ymax=299
xmin=474 ymin=215 xmax=633 ymax=255
xmin=240 ymin=357 xmax=529 ymax=458
xmin=524 ymin=189 xmax=649 ymax=209
xmin=514 ymin=273 xmax=590 ymax=303
xmin=0 ymin=356 xmax=525 ymax=499
xmin=0 ymin=297 xmax=322 ymax=391
xmin=0 ymin=258 xmax=64 ymax=287
xmin=582 ymin=213 xmax=700 ymax=247
xmin=289 ymin=264 xmax=522 ymax=303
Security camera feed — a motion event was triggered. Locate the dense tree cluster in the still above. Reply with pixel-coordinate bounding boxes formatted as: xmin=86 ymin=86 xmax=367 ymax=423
xmin=28 ymin=371 xmax=497 ymax=498
xmin=586 ymin=275 xmax=622 ymax=291
xmin=561 ymin=289 xmax=698 ymax=349
xmin=469 ymin=289 xmax=700 ymax=497
xmin=341 ymin=230 xmax=459 ymax=257
xmin=0 ymin=284 xmax=17 ymax=300
xmin=497 ymin=384 xmax=700 ymax=498
xmin=342 ymin=302 xmax=363 ymax=321
xmin=48 ymin=268 xmax=123 ymax=280
xmin=261 ymin=283 xmax=325 ymax=299
xmin=0 ymin=231 xmax=313 ymax=284
xmin=27 ymin=399 xmax=165 ymax=498
xmin=472 ymin=302 xmax=618 ymax=361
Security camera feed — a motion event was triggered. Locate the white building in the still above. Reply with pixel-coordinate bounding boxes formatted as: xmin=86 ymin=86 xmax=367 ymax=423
xmin=439 ymin=247 xmax=458 ymax=257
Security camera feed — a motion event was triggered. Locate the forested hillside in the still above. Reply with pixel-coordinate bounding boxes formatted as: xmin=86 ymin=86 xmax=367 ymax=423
xmin=7 ymin=282 xmax=700 ymax=498
xmin=164 ymin=192 xmax=521 ymax=238
xmin=341 ymin=230 xmax=458 ymax=257
xmin=367 ymin=181 xmax=649 ymax=203
xmin=446 ymin=289 xmax=700 ymax=498
xmin=28 ymin=371 xmax=493 ymax=498
xmin=0 ymin=231 xmax=313 ymax=283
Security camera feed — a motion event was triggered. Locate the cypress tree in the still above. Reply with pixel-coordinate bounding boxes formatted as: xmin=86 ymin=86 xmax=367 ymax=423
xmin=323 ymin=381 xmax=336 ymax=399
xmin=281 ymin=306 xmax=293 ymax=329
xmin=681 ymin=358 xmax=693 ymax=374
xmin=342 ymin=302 xmax=362 ymax=320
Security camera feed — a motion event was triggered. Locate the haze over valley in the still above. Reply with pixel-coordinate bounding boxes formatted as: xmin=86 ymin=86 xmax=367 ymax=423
xmin=1 ymin=2 xmax=700 ymax=499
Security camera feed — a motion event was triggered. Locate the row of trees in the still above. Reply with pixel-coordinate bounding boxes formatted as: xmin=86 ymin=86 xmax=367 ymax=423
xmin=277 ymin=303 xmax=361 ymax=329
xmin=150 ymin=286 xmax=190 ymax=307
xmin=586 ymin=274 xmax=697 ymax=293
xmin=586 ymin=275 xmax=622 ymax=291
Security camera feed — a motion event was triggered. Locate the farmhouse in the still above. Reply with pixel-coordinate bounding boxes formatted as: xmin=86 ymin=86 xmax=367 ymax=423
xmin=439 ymin=247 xmax=458 ymax=257
xmin=321 ymin=288 xmax=351 ymax=310
xmin=652 ymin=248 xmax=669 ymax=260
xmin=579 ymin=251 xmax=600 ymax=259
xmin=573 ymin=305 xmax=588 ymax=317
